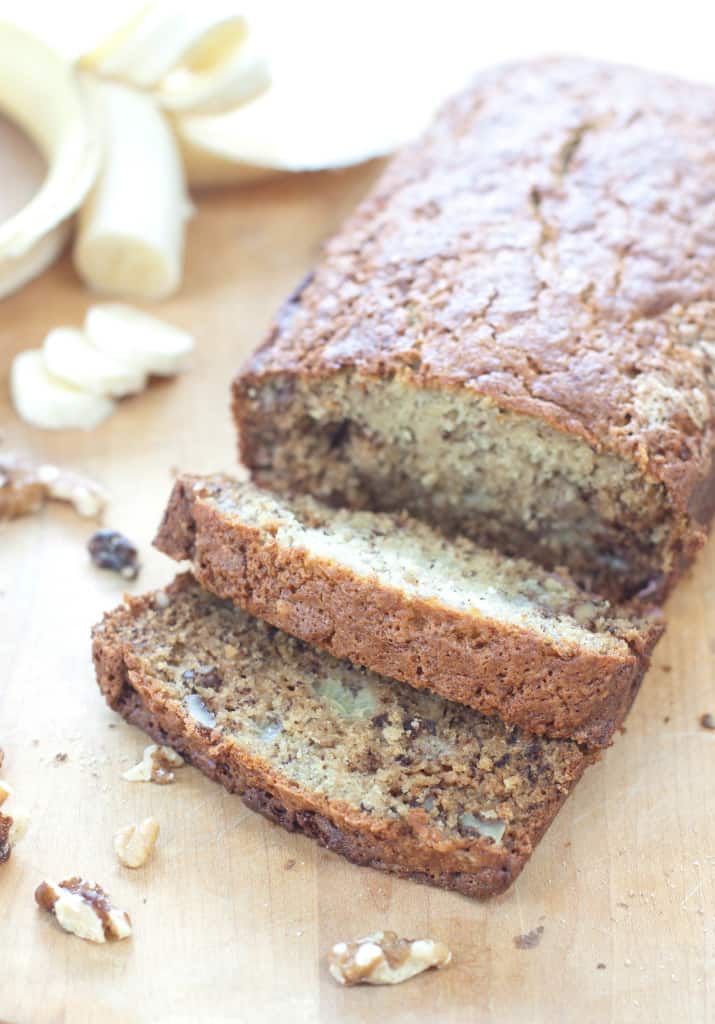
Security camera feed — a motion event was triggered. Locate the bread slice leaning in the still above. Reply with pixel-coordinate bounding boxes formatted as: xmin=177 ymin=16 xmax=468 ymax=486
xmin=154 ymin=475 xmax=662 ymax=748
xmin=92 ymin=573 xmax=601 ymax=899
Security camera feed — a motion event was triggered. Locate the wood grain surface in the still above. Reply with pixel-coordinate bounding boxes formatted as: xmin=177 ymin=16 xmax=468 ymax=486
xmin=1 ymin=133 xmax=714 ymax=1024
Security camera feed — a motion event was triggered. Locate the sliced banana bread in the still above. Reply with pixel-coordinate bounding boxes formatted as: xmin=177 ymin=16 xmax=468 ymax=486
xmin=92 ymin=574 xmax=601 ymax=899
xmin=233 ymin=58 xmax=715 ymax=603
xmin=154 ymin=475 xmax=662 ymax=748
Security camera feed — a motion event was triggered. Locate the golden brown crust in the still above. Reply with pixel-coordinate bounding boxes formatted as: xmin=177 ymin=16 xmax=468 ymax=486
xmin=154 ymin=476 xmax=661 ymax=748
xmin=233 ymin=58 xmax=715 ymax=598
xmin=91 ymin=575 xmax=597 ymax=900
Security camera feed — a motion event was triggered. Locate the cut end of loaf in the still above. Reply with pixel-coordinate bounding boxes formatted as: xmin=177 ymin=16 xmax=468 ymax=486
xmin=234 ymin=369 xmax=685 ymax=603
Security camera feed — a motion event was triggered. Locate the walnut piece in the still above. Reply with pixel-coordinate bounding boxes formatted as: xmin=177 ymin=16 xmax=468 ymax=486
xmin=0 ymin=813 xmax=11 ymax=863
xmin=328 ymin=930 xmax=452 ymax=986
xmin=184 ymin=693 xmax=216 ymax=728
xmin=35 ymin=878 xmax=131 ymax=943
xmin=0 ymin=791 xmax=29 ymax=864
xmin=114 ymin=816 xmax=160 ymax=868
xmin=122 ymin=744 xmax=184 ymax=784
xmin=0 ymin=454 xmax=107 ymax=521
xmin=8 ymin=809 xmax=29 ymax=847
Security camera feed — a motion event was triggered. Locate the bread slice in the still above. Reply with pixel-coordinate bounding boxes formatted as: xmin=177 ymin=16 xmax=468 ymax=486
xmin=154 ymin=475 xmax=662 ymax=748
xmin=233 ymin=58 xmax=715 ymax=603
xmin=92 ymin=573 xmax=601 ymax=899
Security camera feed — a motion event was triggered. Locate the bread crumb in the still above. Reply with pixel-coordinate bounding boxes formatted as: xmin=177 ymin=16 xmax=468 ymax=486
xmin=514 ymin=925 xmax=544 ymax=949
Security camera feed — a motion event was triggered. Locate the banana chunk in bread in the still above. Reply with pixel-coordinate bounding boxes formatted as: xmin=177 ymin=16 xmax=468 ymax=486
xmin=155 ymin=475 xmax=662 ymax=748
xmin=234 ymin=58 xmax=715 ymax=603
xmin=92 ymin=574 xmax=600 ymax=899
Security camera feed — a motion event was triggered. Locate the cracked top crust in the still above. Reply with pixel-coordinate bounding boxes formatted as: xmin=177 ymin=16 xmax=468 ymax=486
xmin=241 ymin=58 xmax=715 ymax=517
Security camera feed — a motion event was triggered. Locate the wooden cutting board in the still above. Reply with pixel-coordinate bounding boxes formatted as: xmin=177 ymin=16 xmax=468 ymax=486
xmin=1 ymin=127 xmax=713 ymax=1024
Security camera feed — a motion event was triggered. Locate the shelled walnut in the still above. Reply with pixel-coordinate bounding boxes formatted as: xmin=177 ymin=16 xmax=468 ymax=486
xmin=122 ymin=744 xmax=184 ymax=784
xmin=114 ymin=817 xmax=159 ymax=868
xmin=35 ymin=878 xmax=131 ymax=942
xmin=328 ymin=931 xmax=452 ymax=986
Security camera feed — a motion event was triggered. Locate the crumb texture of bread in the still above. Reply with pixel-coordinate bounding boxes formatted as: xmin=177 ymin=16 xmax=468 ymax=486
xmin=91 ymin=575 xmax=600 ymax=899
xmin=155 ymin=475 xmax=662 ymax=747
xmin=233 ymin=58 xmax=715 ymax=602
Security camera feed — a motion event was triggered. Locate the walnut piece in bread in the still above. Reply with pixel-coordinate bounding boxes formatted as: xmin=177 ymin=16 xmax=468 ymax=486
xmin=35 ymin=878 xmax=131 ymax=942
xmin=328 ymin=931 xmax=451 ymax=986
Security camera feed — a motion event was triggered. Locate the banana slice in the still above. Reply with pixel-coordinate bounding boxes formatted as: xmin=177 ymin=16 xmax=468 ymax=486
xmin=73 ymin=79 xmax=190 ymax=301
xmin=11 ymin=350 xmax=115 ymax=431
xmin=84 ymin=304 xmax=194 ymax=376
xmin=43 ymin=326 xmax=146 ymax=397
xmin=0 ymin=23 xmax=100 ymax=299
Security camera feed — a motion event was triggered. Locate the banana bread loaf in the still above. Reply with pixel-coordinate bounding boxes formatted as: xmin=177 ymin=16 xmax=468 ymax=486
xmin=234 ymin=58 xmax=715 ymax=603
xmin=155 ymin=474 xmax=662 ymax=747
xmin=92 ymin=574 xmax=602 ymax=899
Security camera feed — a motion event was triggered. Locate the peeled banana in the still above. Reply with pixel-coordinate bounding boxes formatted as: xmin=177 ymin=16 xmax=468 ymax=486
xmin=1 ymin=2 xmax=433 ymax=307
xmin=81 ymin=3 xmax=269 ymax=116
xmin=73 ymin=79 xmax=191 ymax=301
xmin=81 ymin=3 xmax=249 ymax=88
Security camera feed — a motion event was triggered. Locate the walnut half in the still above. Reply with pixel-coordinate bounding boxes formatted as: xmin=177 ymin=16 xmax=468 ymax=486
xmin=328 ymin=930 xmax=452 ymax=986
xmin=0 ymin=454 xmax=107 ymax=521
xmin=35 ymin=878 xmax=131 ymax=943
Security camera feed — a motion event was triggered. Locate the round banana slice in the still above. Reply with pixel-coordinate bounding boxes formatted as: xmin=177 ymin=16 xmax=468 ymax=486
xmin=84 ymin=304 xmax=194 ymax=377
xmin=43 ymin=326 xmax=146 ymax=397
xmin=11 ymin=350 xmax=115 ymax=431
